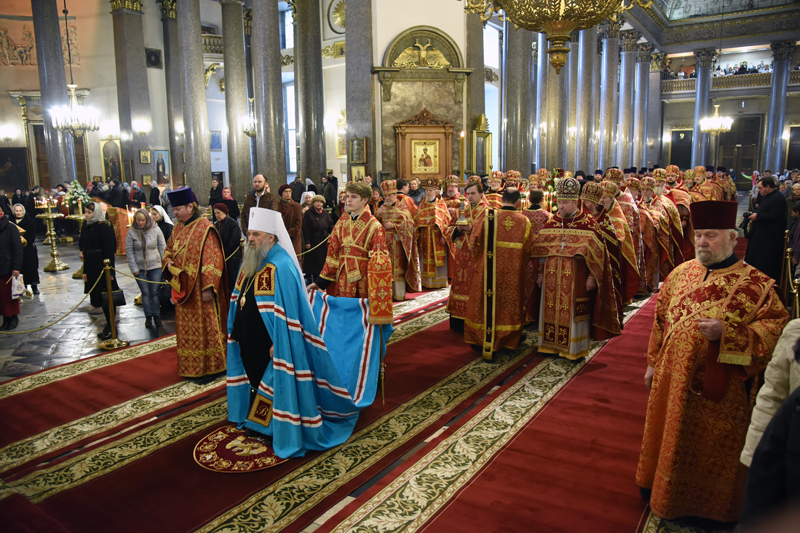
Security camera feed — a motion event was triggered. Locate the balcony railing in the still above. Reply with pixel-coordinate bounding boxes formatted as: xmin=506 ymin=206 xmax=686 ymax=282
xmin=663 ymin=71 xmax=800 ymax=93
xmin=202 ymin=35 xmax=223 ymax=55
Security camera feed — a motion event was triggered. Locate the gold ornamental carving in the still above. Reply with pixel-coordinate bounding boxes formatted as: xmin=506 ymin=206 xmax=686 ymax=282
xmin=243 ymin=9 xmax=252 ymax=35
xmin=620 ymin=30 xmax=642 ymax=52
xmin=650 ymin=52 xmax=668 ymax=72
xmin=393 ymin=39 xmax=451 ymax=69
xmin=484 ymin=68 xmax=499 ymax=82
xmin=204 ymin=63 xmax=220 ymax=87
xmin=110 ymin=0 xmax=142 ymax=12
xmin=327 ymin=0 xmax=345 ymax=35
xmin=157 ymin=0 xmax=176 ymax=19
xmin=635 ymin=43 xmax=655 ymax=63
xmin=281 ymin=55 xmax=294 ymax=66
xmin=322 ymin=45 xmax=334 ymax=58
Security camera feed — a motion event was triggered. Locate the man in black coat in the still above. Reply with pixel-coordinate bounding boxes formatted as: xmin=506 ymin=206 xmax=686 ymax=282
xmin=0 ymin=212 xmax=23 ymax=330
xmin=289 ymin=176 xmax=305 ymax=204
xmin=208 ymin=177 xmax=223 ymax=207
xmin=107 ymin=180 xmax=127 ymax=209
xmin=745 ymin=176 xmax=787 ymax=280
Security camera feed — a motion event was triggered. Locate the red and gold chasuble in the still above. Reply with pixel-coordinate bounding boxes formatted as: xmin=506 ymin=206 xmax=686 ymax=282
xmin=696 ymin=180 xmax=724 ymax=201
xmin=375 ymin=202 xmax=422 ymax=293
xmin=414 ymin=199 xmax=452 ymax=288
xmin=444 ymin=198 xmax=489 ymax=319
xmin=607 ymin=201 xmax=641 ymax=302
xmin=653 ymin=194 xmax=685 ymax=269
xmin=520 ymin=207 xmax=552 ymax=323
xmin=637 ymin=201 xmax=659 ymax=292
xmin=531 ymin=212 xmax=620 ymax=358
xmin=642 ymin=199 xmax=673 ymax=279
xmin=617 ymin=191 xmax=641 ymax=260
xmin=319 ymin=209 xmax=387 ymax=297
xmin=593 ymin=209 xmax=625 ymax=325
xmin=636 ymin=259 xmax=788 ymax=522
xmin=464 ymin=209 xmax=534 ymax=360
xmin=162 ymin=217 xmax=228 ymax=377
xmin=485 ymin=191 xmax=503 ymax=209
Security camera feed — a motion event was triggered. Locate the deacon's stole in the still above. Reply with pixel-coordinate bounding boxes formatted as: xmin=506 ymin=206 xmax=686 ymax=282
xmin=593 ymin=209 xmax=625 ymax=323
xmin=162 ymin=217 xmax=228 ymax=376
xmin=464 ymin=209 xmax=533 ymax=359
xmin=531 ymin=212 xmax=620 ymax=352
xmin=319 ymin=209 xmax=392 ymax=324
xmin=375 ymin=203 xmax=422 ymax=292
xmin=444 ymin=198 xmax=489 ymax=319
xmin=414 ymin=199 xmax=452 ymax=285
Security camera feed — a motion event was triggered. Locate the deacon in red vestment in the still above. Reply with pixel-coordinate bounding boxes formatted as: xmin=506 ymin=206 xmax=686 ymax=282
xmin=485 ymin=170 xmax=504 ymax=209
xmin=464 ymin=188 xmax=535 ymax=360
xmin=442 ymin=175 xmax=462 ymax=280
xmin=520 ymin=189 xmax=552 ymax=323
xmin=653 ymin=169 xmax=685 ymax=274
xmin=532 ymin=177 xmax=620 ymax=360
xmin=693 ymin=166 xmax=724 ymax=201
xmin=639 ymin=177 xmax=673 ymax=284
xmin=443 ymin=176 xmax=489 ymax=332
xmin=162 ymin=187 xmax=228 ymax=379
xmin=396 ymin=179 xmax=418 ymax=217
xmin=600 ymin=181 xmax=641 ymax=304
xmin=666 ymin=169 xmax=695 ymax=260
xmin=637 ymin=201 xmax=788 ymax=523
xmin=413 ymin=177 xmax=451 ymax=289
xmin=375 ymin=180 xmax=421 ymax=300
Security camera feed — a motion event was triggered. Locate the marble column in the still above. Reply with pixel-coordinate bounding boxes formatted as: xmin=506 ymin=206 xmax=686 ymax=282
xmin=505 ymin=26 xmax=534 ymax=174
xmin=243 ymin=8 xmax=256 ymax=175
xmin=31 ymin=0 xmax=76 ymax=185
xmin=598 ymin=17 xmax=623 ymax=170
xmin=765 ymin=41 xmax=795 ymax=172
xmin=530 ymin=41 xmax=537 ymax=172
xmin=546 ymin=43 xmax=568 ymax=170
xmin=346 ymin=0 xmax=375 ymax=179
xmin=110 ymin=0 xmax=154 ymax=183
xmin=177 ymin=0 xmax=211 ymax=191
xmin=294 ymin=0 xmax=326 ymax=186
xmin=590 ymin=38 xmax=602 ymax=173
xmin=251 ymin=0 xmax=286 ymax=191
xmin=535 ymin=33 xmax=548 ymax=170
xmin=632 ymin=43 xmax=653 ymax=170
xmin=466 ymin=13 xmax=485 ymax=175
xmin=220 ymin=0 xmax=251 ymax=200
xmin=615 ymin=30 xmax=640 ymax=169
xmin=159 ymin=1 xmax=185 ymax=183
xmin=575 ymin=27 xmax=597 ymax=173
xmin=567 ymin=33 xmax=579 ymax=171
xmin=647 ymin=52 xmax=666 ymax=167
xmin=690 ymin=48 xmax=717 ymax=167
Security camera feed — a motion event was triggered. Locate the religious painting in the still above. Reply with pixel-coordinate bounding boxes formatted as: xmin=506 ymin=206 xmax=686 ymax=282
xmin=334 ymin=40 xmax=346 ymax=58
xmin=0 ymin=147 xmax=29 ymax=193
xmin=351 ymin=165 xmax=366 ymax=182
xmin=139 ymin=150 xmax=150 ymax=164
xmin=335 ymin=111 xmax=347 ymax=159
xmin=787 ymin=126 xmax=800 ymax=171
xmin=412 ymin=140 xmax=439 ymax=174
xmin=472 ymin=131 xmax=492 ymax=176
xmin=210 ymin=131 xmax=222 ymax=151
xmin=668 ymin=129 xmax=693 ymax=171
xmin=141 ymin=174 xmax=152 ymax=186
xmin=100 ymin=139 xmax=122 ymax=182
xmin=349 ymin=137 xmax=367 ymax=164
xmin=154 ymin=150 xmax=169 ymax=183
xmin=0 ymin=14 xmax=79 ymax=68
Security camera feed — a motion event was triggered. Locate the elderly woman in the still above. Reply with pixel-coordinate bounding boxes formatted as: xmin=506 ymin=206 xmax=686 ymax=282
xmin=213 ymin=202 xmax=242 ymax=297
xmin=300 ymin=191 xmax=314 ymax=215
xmin=150 ymin=205 xmax=173 ymax=242
xmin=12 ymin=204 xmax=39 ymax=295
xmin=79 ymin=202 xmax=119 ymax=340
xmin=126 ymin=209 xmax=166 ymax=329
xmin=129 ymin=181 xmax=146 ymax=207
xmin=302 ymin=194 xmax=333 ymax=280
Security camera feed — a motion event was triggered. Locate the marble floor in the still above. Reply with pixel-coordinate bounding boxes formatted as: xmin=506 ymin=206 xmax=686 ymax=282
xmin=0 ymin=234 xmax=176 ymax=383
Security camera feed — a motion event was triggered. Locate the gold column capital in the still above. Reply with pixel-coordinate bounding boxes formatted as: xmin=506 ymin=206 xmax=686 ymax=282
xmin=243 ymin=8 xmax=252 ymax=36
xmin=157 ymin=0 xmax=176 ymax=19
xmin=109 ymin=0 xmax=143 ymax=13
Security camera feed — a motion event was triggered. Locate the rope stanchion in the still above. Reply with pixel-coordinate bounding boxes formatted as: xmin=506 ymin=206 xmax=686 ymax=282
xmin=100 ymin=259 xmax=129 ymax=350
xmin=112 ymin=267 xmax=170 ymax=285
xmin=0 ymin=273 xmax=105 ymax=335
xmin=297 ymin=235 xmax=330 ymax=257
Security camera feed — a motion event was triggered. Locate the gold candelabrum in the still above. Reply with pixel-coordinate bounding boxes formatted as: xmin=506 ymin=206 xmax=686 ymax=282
xmin=36 ymin=197 xmax=69 ymax=272
xmin=65 ymin=198 xmax=86 ymax=279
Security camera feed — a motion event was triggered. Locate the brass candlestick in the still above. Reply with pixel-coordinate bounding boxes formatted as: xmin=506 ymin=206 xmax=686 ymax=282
xmin=66 ymin=198 xmax=85 ymax=279
xmin=37 ymin=199 xmax=69 ymax=272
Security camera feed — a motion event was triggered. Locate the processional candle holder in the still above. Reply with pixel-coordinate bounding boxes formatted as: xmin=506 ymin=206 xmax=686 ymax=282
xmin=65 ymin=198 xmax=85 ymax=279
xmin=37 ymin=197 xmax=69 ymax=272
xmin=455 ymin=198 xmax=470 ymax=226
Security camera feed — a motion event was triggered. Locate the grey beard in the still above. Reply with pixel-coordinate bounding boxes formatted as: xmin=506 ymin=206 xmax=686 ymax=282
xmin=241 ymin=240 xmax=272 ymax=279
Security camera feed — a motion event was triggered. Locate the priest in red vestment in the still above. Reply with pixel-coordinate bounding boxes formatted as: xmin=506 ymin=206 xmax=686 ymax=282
xmin=532 ymin=177 xmax=620 ymax=360
xmin=162 ymin=187 xmax=228 ymax=379
xmin=413 ymin=177 xmax=451 ymax=289
xmin=520 ymin=189 xmax=552 ymax=323
xmin=375 ymin=180 xmax=421 ymax=300
xmin=464 ymin=188 xmax=535 ymax=360
xmin=600 ymin=181 xmax=641 ymax=304
xmin=636 ymin=201 xmax=788 ymax=524
xmin=485 ymin=171 xmax=504 ymax=209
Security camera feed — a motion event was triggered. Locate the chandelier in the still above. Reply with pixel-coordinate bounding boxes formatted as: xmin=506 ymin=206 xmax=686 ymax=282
xmin=699 ymin=105 xmax=733 ymax=136
xmin=50 ymin=0 xmax=99 ymax=139
xmin=463 ymin=0 xmax=652 ymax=74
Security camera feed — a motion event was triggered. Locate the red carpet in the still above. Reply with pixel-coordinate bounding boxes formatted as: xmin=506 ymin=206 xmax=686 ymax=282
xmin=323 ymin=299 xmax=657 ymax=533
xmin=0 ymin=321 xmax=541 ymax=533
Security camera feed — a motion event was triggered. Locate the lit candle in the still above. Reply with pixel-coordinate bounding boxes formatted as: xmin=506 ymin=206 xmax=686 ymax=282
xmin=459 ymin=131 xmax=465 ymax=179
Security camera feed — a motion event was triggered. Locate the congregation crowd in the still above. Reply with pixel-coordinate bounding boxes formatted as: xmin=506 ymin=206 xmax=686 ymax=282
xmin=3 ymin=159 xmax=800 ymax=530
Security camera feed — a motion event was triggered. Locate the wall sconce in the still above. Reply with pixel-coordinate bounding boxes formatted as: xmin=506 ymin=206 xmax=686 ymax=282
xmin=0 ymin=124 xmax=16 ymax=145
xmin=132 ymin=118 xmax=151 ymax=136
xmin=99 ymin=120 xmax=119 ymax=140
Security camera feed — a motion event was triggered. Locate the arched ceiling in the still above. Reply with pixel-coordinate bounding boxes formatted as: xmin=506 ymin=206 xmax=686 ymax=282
xmin=654 ymin=0 xmax=798 ymax=21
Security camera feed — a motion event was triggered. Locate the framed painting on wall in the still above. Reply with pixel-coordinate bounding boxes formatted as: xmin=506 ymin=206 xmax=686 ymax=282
xmin=139 ymin=150 xmax=151 ymax=164
xmin=210 ymin=131 xmax=222 ymax=151
xmin=100 ymin=139 xmax=123 ymax=182
xmin=351 ymin=165 xmax=366 ymax=182
xmin=349 ymin=137 xmax=367 ymax=164
xmin=154 ymin=150 xmax=169 ymax=183
xmin=411 ymin=140 xmax=439 ymax=174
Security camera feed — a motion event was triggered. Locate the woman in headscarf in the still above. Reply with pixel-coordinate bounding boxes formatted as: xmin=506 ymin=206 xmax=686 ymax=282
xmin=302 ymin=194 xmax=333 ymax=280
xmin=305 ymin=178 xmax=318 ymax=194
xmin=12 ymin=203 xmax=39 ymax=295
xmin=79 ymin=201 xmax=119 ymax=340
xmin=300 ymin=191 xmax=314 ymax=215
xmin=220 ymin=186 xmax=240 ymax=220
xmin=150 ymin=205 xmax=173 ymax=242
xmin=213 ymin=202 xmax=241 ymax=297
xmin=129 ymin=181 xmax=146 ymax=207
xmin=126 ymin=208 xmax=166 ymax=329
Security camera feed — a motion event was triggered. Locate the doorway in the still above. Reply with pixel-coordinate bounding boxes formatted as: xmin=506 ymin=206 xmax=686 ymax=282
xmin=32 ymin=124 xmax=88 ymax=189
xmin=717 ymin=115 xmax=761 ymax=176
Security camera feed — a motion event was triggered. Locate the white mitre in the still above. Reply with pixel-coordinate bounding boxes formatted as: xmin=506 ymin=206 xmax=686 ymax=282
xmin=248 ymin=208 xmax=302 ymax=277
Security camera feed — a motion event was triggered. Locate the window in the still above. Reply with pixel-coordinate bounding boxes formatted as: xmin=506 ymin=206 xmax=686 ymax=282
xmin=281 ymin=10 xmax=294 ymax=50
xmin=484 ymin=24 xmax=500 ymax=69
xmin=285 ymin=83 xmax=297 ymax=173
